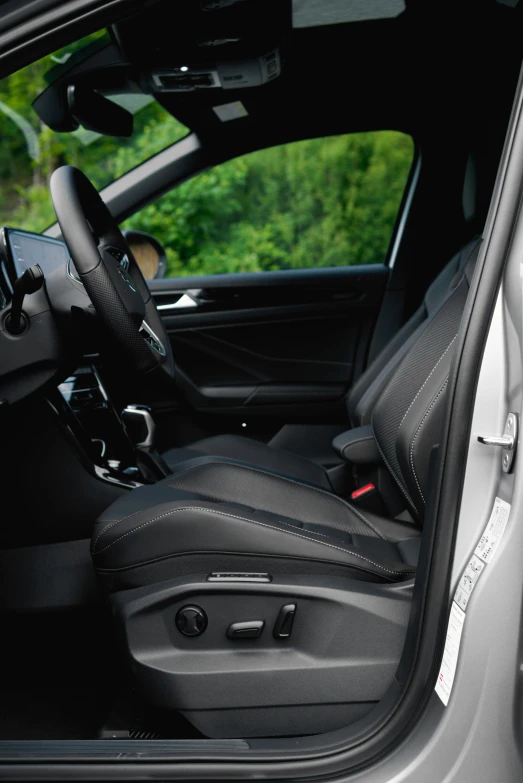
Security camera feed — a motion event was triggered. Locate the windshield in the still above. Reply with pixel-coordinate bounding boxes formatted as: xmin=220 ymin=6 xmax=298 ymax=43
xmin=0 ymin=30 xmax=188 ymax=234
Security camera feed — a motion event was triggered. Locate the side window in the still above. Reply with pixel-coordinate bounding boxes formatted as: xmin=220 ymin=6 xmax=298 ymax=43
xmin=123 ymin=131 xmax=414 ymax=278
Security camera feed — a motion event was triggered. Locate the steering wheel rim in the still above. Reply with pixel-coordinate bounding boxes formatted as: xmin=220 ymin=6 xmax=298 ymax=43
xmin=50 ymin=165 xmax=175 ymax=379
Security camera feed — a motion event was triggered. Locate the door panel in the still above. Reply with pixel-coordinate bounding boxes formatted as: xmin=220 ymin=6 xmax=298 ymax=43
xmin=149 ymin=264 xmax=389 ymax=424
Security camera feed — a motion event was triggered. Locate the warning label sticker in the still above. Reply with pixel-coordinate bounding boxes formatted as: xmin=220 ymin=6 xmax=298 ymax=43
xmin=434 ymin=601 xmax=466 ymax=706
xmin=454 ymin=555 xmax=485 ymax=611
xmin=435 ymin=496 xmax=510 ymax=706
xmin=475 ymin=497 xmax=511 ymax=563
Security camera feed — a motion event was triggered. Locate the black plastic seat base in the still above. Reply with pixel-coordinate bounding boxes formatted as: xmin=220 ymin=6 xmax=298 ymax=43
xmin=111 ymin=573 xmax=413 ymax=738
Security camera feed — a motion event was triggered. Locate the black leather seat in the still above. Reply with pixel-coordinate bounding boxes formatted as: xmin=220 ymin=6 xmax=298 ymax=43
xmin=161 ymin=240 xmax=481 ymax=491
xmin=92 ymin=239 xmax=480 ymax=592
xmin=92 ymin=459 xmax=420 ymax=592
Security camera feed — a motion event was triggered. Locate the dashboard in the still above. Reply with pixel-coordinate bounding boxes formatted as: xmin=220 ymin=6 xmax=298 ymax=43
xmin=0 ymin=227 xmax=72 ymax=304
xmin=0 ymin=223 xmax=167 ymax=408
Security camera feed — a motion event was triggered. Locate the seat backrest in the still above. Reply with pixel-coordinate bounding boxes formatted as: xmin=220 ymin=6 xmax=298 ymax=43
xmin=371 ymin=238 xmax=481 ymax=520
xmin=347 ymin=239 xmax=481 ymax=428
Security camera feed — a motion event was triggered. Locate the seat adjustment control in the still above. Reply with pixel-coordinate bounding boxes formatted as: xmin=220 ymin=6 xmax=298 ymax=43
xmin=227 ymin=621 xmax=264 ymax=639
xmin=273 ymin=604 xmax=296 ymax=638
xmin=175 ymin=605 xmax=208 ymax=637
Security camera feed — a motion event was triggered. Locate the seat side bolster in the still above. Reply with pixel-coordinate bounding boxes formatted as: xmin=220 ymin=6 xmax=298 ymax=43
xmin=347 ymin=305 xmax=426 ymax=427
xmin=395 ymin=333 xmax=455 ymax=511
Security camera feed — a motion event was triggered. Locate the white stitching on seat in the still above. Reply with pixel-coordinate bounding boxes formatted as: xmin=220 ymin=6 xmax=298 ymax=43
xmin=93 ymin=505 xmax=415 ymax=576
xmin=410 ymin=378 xmax=449 ymax=503
xmin=397 ymin=334 xmax=457 ymax=434
xmin=372 ymin=430 xmax=417 ymax=511
xmin=166 ymin=460 xmax=387 ymax=539
xmin=93 ymin=457 xmax=385 ymax=550
xmin=370 ymin=271 xmax=469 ymax=513
xmin=371 ymin=331 xmax=460 ymax=512
xmin=92 ymin=507 xmax=153 ymax=552
xmin=95 ymin=283 xmax=467 ymax=553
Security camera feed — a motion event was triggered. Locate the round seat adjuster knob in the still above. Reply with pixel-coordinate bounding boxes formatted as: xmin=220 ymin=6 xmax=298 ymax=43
xmin=175 ymin=605 xmax=208 ymax=637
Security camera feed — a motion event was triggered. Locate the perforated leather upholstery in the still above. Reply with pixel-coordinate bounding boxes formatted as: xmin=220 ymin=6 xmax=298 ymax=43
xmin=92 ymin=457 xmax=419 ymax=592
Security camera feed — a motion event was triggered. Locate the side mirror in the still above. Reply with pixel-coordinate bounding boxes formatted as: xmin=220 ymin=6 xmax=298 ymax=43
xmin=123 ymin=230 xmax=167 ymax=280
xmin=67 ymin=85 xmax=133 ymax=138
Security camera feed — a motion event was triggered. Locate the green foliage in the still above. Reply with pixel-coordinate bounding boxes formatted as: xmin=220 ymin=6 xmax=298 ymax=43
xmin=0 ymin=29 xmax=413 ymax=277
xmin=123 ymin=131 xmax=414 ymax=277
xmin=0 ymin=30 xmax=188 ymax=233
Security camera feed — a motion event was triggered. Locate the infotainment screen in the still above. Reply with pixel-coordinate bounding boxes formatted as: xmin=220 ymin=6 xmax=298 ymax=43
xmin=7 ymin=229 xmax=70 ymax=277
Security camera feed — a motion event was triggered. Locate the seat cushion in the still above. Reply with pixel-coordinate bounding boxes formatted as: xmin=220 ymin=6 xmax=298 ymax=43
xmin=162 ymin=434 xmax=333 ymax=490
xmin=91 ymin=458 xmax=419 ymax=592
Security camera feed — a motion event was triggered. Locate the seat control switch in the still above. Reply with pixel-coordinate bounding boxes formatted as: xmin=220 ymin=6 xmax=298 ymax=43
xmin=175 ymin=606 xmax=208 ymax=637
xmin=227 ymin=621 xmax=264 ymax=640
xmin=273 ymin=604 xmax=296 ymax=639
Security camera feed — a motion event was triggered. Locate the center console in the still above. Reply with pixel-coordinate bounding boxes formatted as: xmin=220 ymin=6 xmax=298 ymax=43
xmin=59 ymin=365 xmax=131 ymax=469
xmin=54 ymin=360 xmax=169 ymax=490
xmin=0 ymin=225 xmax=168 ymax=490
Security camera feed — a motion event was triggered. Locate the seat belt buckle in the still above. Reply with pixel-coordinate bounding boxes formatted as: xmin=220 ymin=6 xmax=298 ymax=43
xmin=351 ymin=483 xmax=376 ymax=501
xmin=350 ymin=482 xmax=386 ymax=515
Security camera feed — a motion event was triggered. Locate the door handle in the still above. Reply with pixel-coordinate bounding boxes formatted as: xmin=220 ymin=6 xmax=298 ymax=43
xmin=477 ymin=412 xmax=518 ymax=473
xmin=156 ymin=290 xmax=217 ymax=311
xmin=157 ymin=293 xmax=199 ymax=311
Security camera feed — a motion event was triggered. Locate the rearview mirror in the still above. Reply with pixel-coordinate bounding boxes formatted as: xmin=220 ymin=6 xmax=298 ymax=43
xmin=67 ymin=85 xmax=133 ymax=138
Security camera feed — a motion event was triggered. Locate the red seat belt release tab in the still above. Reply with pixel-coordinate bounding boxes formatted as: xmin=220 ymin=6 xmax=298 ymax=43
xmin=351 ymin=483 xmax=376 ymax=501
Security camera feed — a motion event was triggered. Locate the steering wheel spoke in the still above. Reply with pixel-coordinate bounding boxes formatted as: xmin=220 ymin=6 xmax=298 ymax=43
xmin=50 ymin=165 xmax=175 ymax=380
xmin=140 ymin=320 xmax=167 ymax=357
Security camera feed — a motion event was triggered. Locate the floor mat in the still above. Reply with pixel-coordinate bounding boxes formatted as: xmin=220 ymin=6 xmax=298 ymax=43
xmin=99 ymin=689 xmax=203 ymax=740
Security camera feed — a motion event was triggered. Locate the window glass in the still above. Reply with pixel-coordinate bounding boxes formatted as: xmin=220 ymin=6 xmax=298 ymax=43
xmin=123 ymin=131 xmax=414 ymax=277
xmin=0 ymin=30 xmax=188 ymax=233
xmin=292 ymin=0 xmax=406 ymax=28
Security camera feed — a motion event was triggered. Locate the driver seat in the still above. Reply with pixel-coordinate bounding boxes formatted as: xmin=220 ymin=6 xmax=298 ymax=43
xmin=91 ymin=243 xmax=477 ymax=739
xmin=92 ymin=238 xmax=479 ymax=592
xmin=160 ymin=239 xmax=480 ymax=492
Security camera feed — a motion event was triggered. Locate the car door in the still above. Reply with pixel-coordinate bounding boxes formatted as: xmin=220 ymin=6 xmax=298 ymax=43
xmin=123 ymin=130 xmax=415 ymax=446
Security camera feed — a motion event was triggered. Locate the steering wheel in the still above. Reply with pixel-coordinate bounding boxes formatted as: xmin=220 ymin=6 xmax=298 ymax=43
xmin=50 ymin=165 xmax=175 ymax=379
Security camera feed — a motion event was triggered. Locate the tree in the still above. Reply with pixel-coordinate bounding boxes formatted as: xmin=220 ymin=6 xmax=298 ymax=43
xmin=0 ymin=29 xmax=414 ymax=277
xmin=124 ymin=131 xmax=414 ymax=276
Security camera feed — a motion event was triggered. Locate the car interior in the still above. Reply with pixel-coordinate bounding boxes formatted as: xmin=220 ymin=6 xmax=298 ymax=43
xmin=0 ymin=0 xmax=521 ymax=754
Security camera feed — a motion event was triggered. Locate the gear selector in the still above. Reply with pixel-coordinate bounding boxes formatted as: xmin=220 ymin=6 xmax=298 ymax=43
xmin=121 ymin=403 xmax=172 ymax=481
